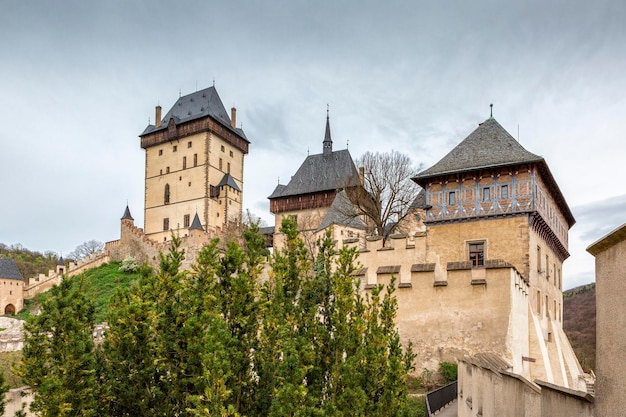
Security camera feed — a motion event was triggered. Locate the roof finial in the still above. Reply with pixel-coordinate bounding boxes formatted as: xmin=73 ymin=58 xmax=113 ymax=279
xmin=277 ymin=176 xmax=280 ymax=184
xmin=490 ymin=103 xmax=493 ymax=119
xmin=213 ymin=77 xmax=215 ymax=87
xmin=327 ymin=103 xmax=329 ymax=118
xmin=179 ymin=89 xmax=182 ymax=98
xmin=347 ymin=139 xmax=349 ymax=149
xmin=307 ymin=147 xmax=309 ymax=156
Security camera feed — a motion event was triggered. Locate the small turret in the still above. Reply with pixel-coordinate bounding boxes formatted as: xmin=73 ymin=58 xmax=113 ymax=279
xmin=56 ymin=256 xmax=65 ymax=275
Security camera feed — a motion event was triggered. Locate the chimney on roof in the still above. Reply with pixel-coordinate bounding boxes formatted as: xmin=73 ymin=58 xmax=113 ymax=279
xmin=231 ymin=107 xmax=237 ymax=129
xmin=155 ymin=105 xmax=162 ymax=128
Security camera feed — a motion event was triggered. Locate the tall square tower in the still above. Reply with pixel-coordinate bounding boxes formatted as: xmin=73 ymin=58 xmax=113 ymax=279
xmin=139 ymin=87 xmax=249 ymax=241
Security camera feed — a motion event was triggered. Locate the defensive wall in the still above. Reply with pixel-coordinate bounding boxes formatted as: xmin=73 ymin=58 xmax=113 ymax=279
xmin=458 ymin=353 xmax=593 ymax=417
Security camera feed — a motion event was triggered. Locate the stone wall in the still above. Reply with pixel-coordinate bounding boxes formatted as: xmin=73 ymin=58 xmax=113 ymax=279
xmin=458 ymin=354 xmax=593 ymax=417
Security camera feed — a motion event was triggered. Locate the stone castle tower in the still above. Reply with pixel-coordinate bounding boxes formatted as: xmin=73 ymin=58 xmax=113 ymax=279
xmin=139 ymin=86 xmax=249 ymax=242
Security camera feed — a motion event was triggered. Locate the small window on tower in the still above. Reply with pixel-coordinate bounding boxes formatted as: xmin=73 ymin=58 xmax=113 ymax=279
xmin=173 ymin=145 xmax=177 ymax=152
xmin=166 ymin=166 xmax=170 ymax=174
xmin=184 ymin=214 xmax=190 ymax=228
xmin=194 ymin=153 xmax=198 ymax=167
xmin=183 ymin=156 xmax=187 ymax=169
xmin=227 ymin=162 xmax=231 ymax=173
xmin=482 ymin=187 xmax=491 ymax=201
xmin=229 ymin=150 xmax=233 ymax=157
xmin=219 ymin=158 xmax=223 ymax=170
xmin=164 ymin=184 xmax=170 ymax=205
xmin=163 ymin=217 xmax=170 ymax=231
xmin=188 ymin=141 xmax=192 ymax=148
xmin=159 ymin=149 xmax=163 ymax=156
xmin=221 ymin=145 xmax=225 ymax=152
xmin=448 ymin=191 xmax=456 ymax=205
xmin=469 ymin=242 xmax=485 ymax=266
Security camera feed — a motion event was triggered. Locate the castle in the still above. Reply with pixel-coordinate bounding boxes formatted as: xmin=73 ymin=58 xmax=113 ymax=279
xmin=5 ymin=86 xmax=588 ymax=395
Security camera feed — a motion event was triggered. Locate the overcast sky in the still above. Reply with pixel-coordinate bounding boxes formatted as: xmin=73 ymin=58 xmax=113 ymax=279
xmin=1 ymin=0 xmax=625 ymax=289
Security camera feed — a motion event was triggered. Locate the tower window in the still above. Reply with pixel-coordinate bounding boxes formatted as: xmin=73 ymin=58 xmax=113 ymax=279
xmin=184 ymin=214 xmax=190 ymax=228
xmin=469 ymin=242 xmax=485 ymax=266
xmin=188 ymin=141 xmax=192 ymax=148
xmin=194 ymin=153 xmax=198 ymax=167
xmin=537 ymin=246 xmax=542 ymax=272
xmin=221 ymin=145 xmax=225 ymax=152
xmin=163 ymin=217 xmax=169 ymax=231
xmin=164 ymin=184 xmax=170 ymax=205
xmin=159 ymin=149 xmax=163 ymax=156
xmin=166 ymin=166 xmax=170 ymax=174
xmin=448 ymin=191 xmax=456 ymax=205
xmin=227 ymin=162 xmax=231 ymax=173
xmin=173 ymin=145 xmax=177 ymax=152
xmin=229 ymin=150 xmax=233 ymax=157
xmin=183 ymin=156 xmax=187 ymax=169
xmin=482 ymin=187 xmax=491 ymax=201
xmin=219 ymin=158 xmax=223 ymax=171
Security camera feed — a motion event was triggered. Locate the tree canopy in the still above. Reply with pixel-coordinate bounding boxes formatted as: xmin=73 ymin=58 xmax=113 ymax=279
xmin=348 ymin=150 xmax=422 ymax=241
xmin=17 ymin=219 xmax=415 ymax=416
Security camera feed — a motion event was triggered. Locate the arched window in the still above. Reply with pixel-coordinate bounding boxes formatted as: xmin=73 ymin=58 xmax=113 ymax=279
xmin=164 ymin=184 xmax=170 ymax=204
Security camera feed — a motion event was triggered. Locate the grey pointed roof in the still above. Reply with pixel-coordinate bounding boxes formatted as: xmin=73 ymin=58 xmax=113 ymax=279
xmin=0 ymin=259 xmax=24 ymax=281
xmin=189 ymin=213 xmax=204 ymax=231
xmin=268 ymin=149 xmax=361 ymax=199
xmin=317 ymin=190 xmax=366 ymax=231
xmin=121 ymin=205 xmax=134 ymax=220
xmin=413 ymin=117 xmax=575 ymax=227
xmin=410 ymin=189 xmax=427 ymax=209
xmin=414 ymin=118 xmax=543 ymax=181
xmin=140 ymin=87 xmax=248 ymax=143
xmin=217 ymin=173 xmax=241 ymax=192
xmin=57 ymin=256 xmax=65 ymax=266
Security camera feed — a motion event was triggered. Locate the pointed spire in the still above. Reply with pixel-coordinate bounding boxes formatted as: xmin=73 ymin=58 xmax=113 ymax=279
xmin=57 ymin=256 xmax=65 ymax=266
xmin=189 ymin=213 xmax=204 ymax=231
xmin=121 ymin=205 xmax=134 ymax=221
xmin=490 ymin=103 xmax=494 ymax=119
xmin=323 ymin=104 xmax=332 ymax=155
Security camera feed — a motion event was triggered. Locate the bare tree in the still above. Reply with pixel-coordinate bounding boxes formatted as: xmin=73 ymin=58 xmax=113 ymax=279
xmin=67 ymin=240 xmax=104 ymax=261
xmin=347 ymin=150 xmax=422 ymax=242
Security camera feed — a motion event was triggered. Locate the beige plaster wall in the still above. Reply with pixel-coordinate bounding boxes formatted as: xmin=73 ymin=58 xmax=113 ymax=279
xmin=589 ymin=225 xmax=626 ymax=417
xmin=0 ymin=278 xmax=24 ymax=314
xmin=144 ymin=130 xmax=244 ymax=242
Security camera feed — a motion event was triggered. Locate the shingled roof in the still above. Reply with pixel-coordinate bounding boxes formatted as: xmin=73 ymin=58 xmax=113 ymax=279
xmin=0 ymin=259 xmax=24 ymax=281
xmin=413 ymin=117 xmax=575 ymax=227
xmin=316 ymin=190 xmax=366 ymax=231
xmin=217 ymin=173 xmax=241 ymax=192
xmin=268 ymin=149 xmax=361 ymax=199
xmin=140 ymin=86 xmax=248 ymax=142
xmin=414 ymin=118 xmax=543 ymax=181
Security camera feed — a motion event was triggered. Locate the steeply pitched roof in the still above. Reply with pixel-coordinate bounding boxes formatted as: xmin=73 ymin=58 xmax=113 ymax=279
xmin=217 ymin=173 xmax=241 ymax=192
xmin=0 ymin=259 xmax=24 ymax=281
xmin=57 ymin=256 xmax=65 ymax=266
xmin=268 ymin=149 xmax=361 ymax=199
xmin=414 ymin=118 xmax=543 ymax=181
xmin=121 ymin=205 xmax=134 ymax=220
xmin=140 ymin=86 xmax=248 ymax=142
xmin=189 ymin=213 xmax=204 ymax=231
xmin=317 ymin=190 xmax=366 ymax=232
xmin=413 ymin=117 xmax=575 ymax=227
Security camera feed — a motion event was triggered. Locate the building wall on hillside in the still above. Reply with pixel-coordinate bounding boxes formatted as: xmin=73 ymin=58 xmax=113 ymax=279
xmin=587 ymin=224 xmax=626 ymax=417
xmin=0 ymin=279 xmax=23 ymax=314
xmin=458 ymin=359 xmax=541 ymax=417
xmin=345 ymin=232 xmax=530 ymax=372
xmin=459 ymin=357 xmax=593 ymax=417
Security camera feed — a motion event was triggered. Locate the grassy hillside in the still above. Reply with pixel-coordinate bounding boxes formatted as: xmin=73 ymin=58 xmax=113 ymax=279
xmin=18 ymin=261 xmax=141 ymax=323
xmin=563 ymin=283 xmax=596 ymax=372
